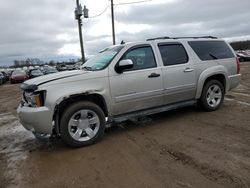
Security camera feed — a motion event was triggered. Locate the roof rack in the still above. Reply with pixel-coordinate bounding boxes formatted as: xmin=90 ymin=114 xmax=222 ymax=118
xmin=147 ymin=36 xmax=170 ymax=41
xmin=146 ymin=36 xmax=217 ymax=41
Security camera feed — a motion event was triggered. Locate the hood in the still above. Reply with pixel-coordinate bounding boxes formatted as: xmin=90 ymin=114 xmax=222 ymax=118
xmin=12 ymin=73 xmax=26 ymax=78
xmin=31 ymin=72 xmax=43 ymax=76
xmin=24 ymin=70 xmax=87 ymax=86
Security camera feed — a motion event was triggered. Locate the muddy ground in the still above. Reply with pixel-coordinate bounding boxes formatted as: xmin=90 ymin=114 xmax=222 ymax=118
xmin=0 ymin=63 xmax=250 ymax=188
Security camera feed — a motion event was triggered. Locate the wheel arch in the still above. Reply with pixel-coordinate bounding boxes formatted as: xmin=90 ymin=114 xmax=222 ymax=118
xmin=53 ymin=92 xmax=109 ymax=135
xmin=196 ymin=66 xmax=229 ymax=99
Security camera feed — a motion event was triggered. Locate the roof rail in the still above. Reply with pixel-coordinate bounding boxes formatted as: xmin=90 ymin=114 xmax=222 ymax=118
xmin=146 ymin=36 xmax=217 ymax=41
xmin=146 ymin=36 xmax=170 ymax=41
xmin=172 ymin=36 xmax=217 ymax=39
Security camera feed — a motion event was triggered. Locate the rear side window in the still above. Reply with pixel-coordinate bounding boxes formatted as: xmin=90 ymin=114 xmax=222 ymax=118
xmin=158 ymin=44 xmax=188 ymax=66
xmin=188 ymin=41 xmax=234 ymax=61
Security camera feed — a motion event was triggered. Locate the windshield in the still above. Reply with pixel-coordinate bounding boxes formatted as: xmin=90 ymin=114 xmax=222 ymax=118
xmin=31 ymin=69 xmax=43 ymax=74
xmin=12 ymin=70 xmax=25 ymax=75
xmin=81 ymin=45 xmax=124 ymax=71
xmin=44 ymin=67 xmax=57 ymax=72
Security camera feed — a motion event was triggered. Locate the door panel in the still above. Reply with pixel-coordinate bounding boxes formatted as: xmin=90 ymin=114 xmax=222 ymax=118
xmin=162 ymin=65 xmax=196 ymax=104
xmin=110 ymin=68 xmax=164 ymax=115
xmin=109 ymin=45 xmax=164 ymax=116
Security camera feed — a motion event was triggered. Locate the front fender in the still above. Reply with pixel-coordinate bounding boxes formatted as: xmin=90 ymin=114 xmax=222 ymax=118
xmin=195 ymin=65 xmax=229 ymax=99
xmin=39 ymin=77 xmax=112 ymax=115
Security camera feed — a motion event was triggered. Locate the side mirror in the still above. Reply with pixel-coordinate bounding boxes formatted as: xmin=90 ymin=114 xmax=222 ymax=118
xmin=115 ymin=59 xmax=134 ymax=73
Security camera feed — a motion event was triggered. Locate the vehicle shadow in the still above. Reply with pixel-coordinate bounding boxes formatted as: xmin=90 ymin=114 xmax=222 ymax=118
xmin=105 ymin=105 xmax=199 ymax=135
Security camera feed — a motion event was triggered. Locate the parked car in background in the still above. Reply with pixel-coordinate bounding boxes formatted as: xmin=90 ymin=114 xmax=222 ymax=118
xmin=10 ymin=70 xmax=28 ymax=84
xmin=0 ymin=72 xmax=5 ymax=85
xmin=56 ymin=64 xmax=67 ymax=71
xmin=236 ymin=51 xmax=250 ymax=62
xmin=43 ymin=66 xmax=58 ymax=75
xmin=1 ymin=71 xmax=8 ymax=82
xmin=7 ymin=70 xmax=13 ymax=79
xmin=28 ymin=66 xmax=35 ymax=70
xmin=28 ymin=69 xmax=44 ymax=79
xmin=66 ymin=64 xmax=75 ymax=71
xmin=74 ymin=62 xmax=82 ymax=70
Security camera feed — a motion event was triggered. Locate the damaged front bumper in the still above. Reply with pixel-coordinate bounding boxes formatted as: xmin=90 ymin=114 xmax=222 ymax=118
xmin=17 ymin=104 xmax=53 ymax=134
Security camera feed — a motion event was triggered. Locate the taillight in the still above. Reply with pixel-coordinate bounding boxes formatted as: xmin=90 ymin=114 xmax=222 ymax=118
xmin=236 ymin=57 xmax=240 ymax=74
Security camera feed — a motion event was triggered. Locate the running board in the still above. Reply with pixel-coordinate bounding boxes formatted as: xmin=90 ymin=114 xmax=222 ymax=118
xmin=111 ymin=100 xmax=196 ymax=123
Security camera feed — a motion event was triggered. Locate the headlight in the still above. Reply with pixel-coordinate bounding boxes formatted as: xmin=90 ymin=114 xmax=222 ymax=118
xmin=24 ymin=91 xmax=46 ymax=107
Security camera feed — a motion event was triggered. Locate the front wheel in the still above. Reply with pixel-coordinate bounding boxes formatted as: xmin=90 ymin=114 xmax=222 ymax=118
xmin=60 ymin=101 xmax=105 ymax=147
xmin=199 ymin=80 xmax=224 ymax=111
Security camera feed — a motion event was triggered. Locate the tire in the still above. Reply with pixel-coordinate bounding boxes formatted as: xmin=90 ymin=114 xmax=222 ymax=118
xmin=198 ymin=80 xmax=224 ymax=111
xmin=60 ymin=101 xmax=105 ymax=147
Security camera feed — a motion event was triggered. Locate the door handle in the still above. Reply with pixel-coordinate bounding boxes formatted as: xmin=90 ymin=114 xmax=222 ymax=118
xmin=148 ymin=73 xmax=160 ymax=78
xmin=183 ymin=68 xmax=194 ymax=73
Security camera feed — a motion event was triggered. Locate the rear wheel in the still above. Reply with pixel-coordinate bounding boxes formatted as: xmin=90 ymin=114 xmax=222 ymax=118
xmin=60 ymin=101 xmax=105 ymax=147
xmin=199 ymin=80 xmax=224 ymax=111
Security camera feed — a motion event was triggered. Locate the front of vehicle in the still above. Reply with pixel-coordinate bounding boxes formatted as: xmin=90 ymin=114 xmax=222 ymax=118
xmin=17 ymin=70 xmax=95 ymax=135
xmin=17 ymin=45 xmax=124 ymax=137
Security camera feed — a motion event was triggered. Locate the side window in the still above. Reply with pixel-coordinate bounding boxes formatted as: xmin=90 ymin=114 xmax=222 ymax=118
xmin=121 ymin=46 xmax=156 ymax=71
xmin=158 ymin=44 xmax=188 ymax=66
xmin=188 ymin=41 xmax=235 ymax=61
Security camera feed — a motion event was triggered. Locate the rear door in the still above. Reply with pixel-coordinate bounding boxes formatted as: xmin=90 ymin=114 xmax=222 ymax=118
xmin=157 ymin=42 xmax=196 ymax=104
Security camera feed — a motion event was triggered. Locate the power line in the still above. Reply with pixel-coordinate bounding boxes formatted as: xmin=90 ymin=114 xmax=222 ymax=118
xmin=88 ymin=5 xmax=110 ymax=18
xmin=85 ymin=0 xmax=153 ymax=45
xmin=114 ymin=0 xmax=152 ymax=6
xmin=87 ymin=0 xmax=152 ymax=19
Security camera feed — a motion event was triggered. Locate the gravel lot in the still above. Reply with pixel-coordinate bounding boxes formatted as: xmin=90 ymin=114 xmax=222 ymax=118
xmin=0 ymin=63 xmax=250 ymax=188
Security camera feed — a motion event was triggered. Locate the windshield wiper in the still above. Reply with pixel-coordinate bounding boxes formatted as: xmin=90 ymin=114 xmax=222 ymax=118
xmin=209 ymin=53 xmax=218 ymax=60
xmin=82 ymin=66 xmax=93 ymax=71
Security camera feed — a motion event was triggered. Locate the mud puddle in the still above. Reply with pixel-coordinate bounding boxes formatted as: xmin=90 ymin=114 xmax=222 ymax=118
xmin=0 ymin=113 xmax=44 ymax=188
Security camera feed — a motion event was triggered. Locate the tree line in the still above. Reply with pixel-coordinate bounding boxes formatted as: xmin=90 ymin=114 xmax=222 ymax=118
xmin=11 ymin=58 xmax=79 ymax=68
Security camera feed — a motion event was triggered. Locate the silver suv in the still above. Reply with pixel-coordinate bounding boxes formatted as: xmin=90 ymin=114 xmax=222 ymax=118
xmin=17 ymin=36 xmax=241 ymax=147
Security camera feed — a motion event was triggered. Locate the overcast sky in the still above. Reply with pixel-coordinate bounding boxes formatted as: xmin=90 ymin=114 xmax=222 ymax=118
xmin=0 ymin=0 xmax=250 ymax=66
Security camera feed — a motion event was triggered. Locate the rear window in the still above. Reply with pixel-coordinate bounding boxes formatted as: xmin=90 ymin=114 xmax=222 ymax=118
xmin=188 ymin=41 xmax=234 ymax=61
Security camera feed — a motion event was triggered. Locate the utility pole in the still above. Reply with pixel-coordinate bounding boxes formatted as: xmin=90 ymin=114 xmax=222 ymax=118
xmin=75 ymin=0 xmax=88 ymax=62
xmin=111 ymin=0 xmax=116 ymax=45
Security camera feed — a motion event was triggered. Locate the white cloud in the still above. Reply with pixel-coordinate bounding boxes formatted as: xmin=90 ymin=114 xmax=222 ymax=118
xmin=0 ymin=0 xmax=250 ymax=66
xmin=57 ymin=43 xmax=80 ymax=56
